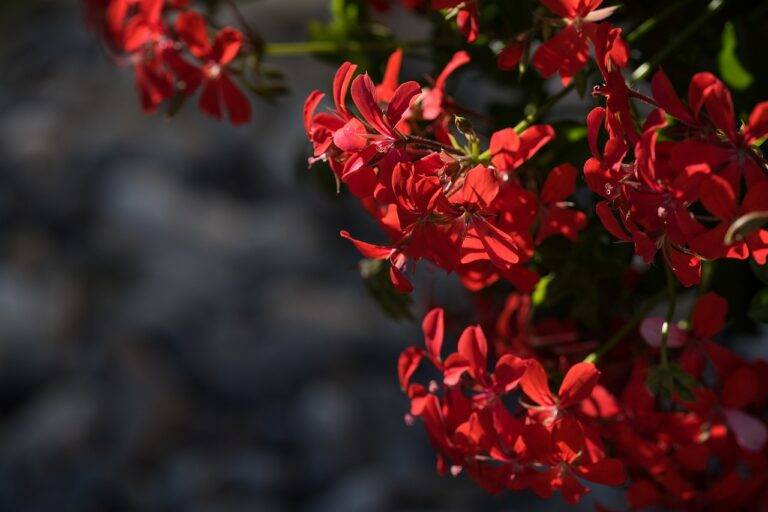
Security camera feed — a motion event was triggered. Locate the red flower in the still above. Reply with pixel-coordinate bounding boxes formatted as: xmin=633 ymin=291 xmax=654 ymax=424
xmin=174 ymin=11 xmax=251 ymax=124
xmin=533 ymin=0 xmax=623 ymax=85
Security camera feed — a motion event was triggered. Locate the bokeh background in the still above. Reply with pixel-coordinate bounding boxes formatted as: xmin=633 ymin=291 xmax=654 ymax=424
xmin=0 ymin=1 xmax=765 ymax=511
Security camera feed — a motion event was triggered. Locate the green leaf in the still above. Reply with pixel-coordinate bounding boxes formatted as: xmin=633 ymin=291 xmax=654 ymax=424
xmin=748 ymin=287 xmax=768 ymax=323
xmin=718 ymin=22 xmax=754 ymax=91
xmin=532 ymin=273 xmax=555 ymax=306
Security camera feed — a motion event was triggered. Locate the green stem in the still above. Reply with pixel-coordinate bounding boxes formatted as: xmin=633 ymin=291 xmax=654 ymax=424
xmin=513 ymin=82 xmax=575 ymax=133
xmin=659 ymin=263 xmax=679 ymax=368
xmin=625 ymin=0 xmax=697 ymax=43
xmin=630 ymin=0 xmax=727 ymax=83
xmin=265 ymin=40 xmax=429 ymax=56
xmin=584 ymin=291 xmax=666 ymax=364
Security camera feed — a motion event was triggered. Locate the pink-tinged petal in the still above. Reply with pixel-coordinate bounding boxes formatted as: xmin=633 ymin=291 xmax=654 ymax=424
xmin=339 ymin=230 xmax=391 ymax=259
xmin=558 ymin=362 xmax=600 ymax=408
xmin=351 ymin=74 xmax=394 ymax=137
xmin=458 ymin=325 xmax=488 ymax=380
xmin=220 ymin=73 xmax=251 ymax=125
xmin=376 ymin=48 xmax=403 ymax=103
xmin=175 ymin=11 xmax=212 ymax=58
xmin=692 ymin=292 xmax=727 ymax=339
xmin=422 ymin=308 xmax=445 ymax=361
xmin=640 ymin=316 xmax=688 ymax=348
xmin=303 ymin=91 xmax=325 ymax=134
xmin=332 ymin=61 xmax=357 ymax=115
xmin=333 ymin=117 xmax=369 ymax=152
xmin=745 ymin=101 xmax=768 ymax=143
xmin=398 ymin=346 xmax=424 ymax=390
xmin=724 ymin=409 xmax=768 ymax=452
xmin=595 ymin=201 xmax=631 ymax=241
xmin=456 ymin=4 xmax=479 ymax=43
xmin=651 ymin=68 xmax=695 ymax=125
xmin=520 ymin=359 xmax=556 ymax=406
xmin=541 ymin=163 xmax=577 ymax=204
xmin=385 ymin=81 xmax=421 ymax=129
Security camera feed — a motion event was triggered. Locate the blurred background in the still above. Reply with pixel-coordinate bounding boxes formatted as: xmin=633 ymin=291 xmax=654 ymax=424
xmin=0 ymin=1 xmax=765 ymax=511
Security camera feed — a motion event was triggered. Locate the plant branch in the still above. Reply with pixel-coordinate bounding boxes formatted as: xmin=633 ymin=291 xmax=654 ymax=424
xmin=584 ymin=290 xmax=666 ymax=364
xmin=630 ymin=0 xmax=727 ymax=83
xmin=659 ymin=263 xmax=679 ymax=368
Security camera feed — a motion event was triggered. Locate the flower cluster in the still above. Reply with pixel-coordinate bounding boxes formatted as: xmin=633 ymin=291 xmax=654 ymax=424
xmin=302 ymin=0 xmax=768 ymax=508
xmin=586 ymin=66 xmax=768 ymax=286
xmin=400 ymin=293 xmax=768 ymax=507
xmin=399 ymin=308 xmax=625 ymax=504
xmin=304 ymin=50 xmax=586 ymax=293
xmin=83 ymin=0 xmax=253 ymax=123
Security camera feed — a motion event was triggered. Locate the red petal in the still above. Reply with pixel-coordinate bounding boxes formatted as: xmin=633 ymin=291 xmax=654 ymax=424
xmin=493 ymin=354 xmax=528 ymax=393
xmin=339 ymin=230 xmax=391 ymax=259
xmin=398 ymin=346 xmax=423 ymax=390
xmin=303 ymin=91 xmax=325 ymax=134
xmin=497 ymin=43 xmax=524 ymax=70
xmin=540 ymin=163 xmax=577 ymax=204
xmin=692 ymin=292 xmax=727 ymax=339
xmin=746 ymin=101 xmax=768 ymax=143
xmin=175 ymin=11 xmax=212 ymax=58
xmin=595 ymin=201 xmax=631 ymax=241
xmin=376 ymin=48 xmax=403 ymax=103
xmin=332 ymin=61 xmax=357 ymax=115
xmin=421 ymin=308 xmax=444 ymax=361
xmin=212 ymin=28 xmax=244 ymax=65
xmin=351 ymin=74 xmax=393 ymax=137
xmin=577 ymin=458 xmax=626 ymax=486
xmin=460 ymin=165 xmax=499 ymax=208
xmin=651 ymin=68 xmax=694 ymax=124
xmin=520 ymin=359 xmax=556 ymax=406
xmin=220 ymin=73 xmax=251 ymax=125
xmin=333 ymin=117 xmax=369 ymax=152
xmin=389 ymin=265 xmax=413 ymax=293
xmin=700 ymin=175 xmax=737 ymax=220
xmin=667 ymin=247 xmax=701 ymax=287
xmin=198 ymin=79 xmax=223 ymax=120
xmin=434 ymin=50 xmax=470 ymax=91
xmin=558 ymin=362 xmax=600 ymax=407
xmin=457 ymin=325 xmax=488 ymax=380
xmin=385 ymin=81 xmax=421 ymax=129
